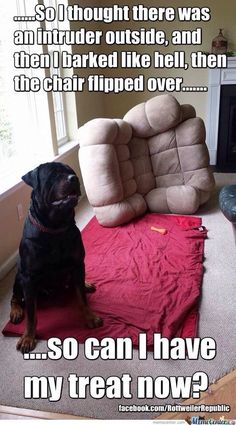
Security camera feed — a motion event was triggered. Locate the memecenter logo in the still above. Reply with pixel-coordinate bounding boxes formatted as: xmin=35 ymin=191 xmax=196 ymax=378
xmin=189 ymin=417 xmax=236 ymax=425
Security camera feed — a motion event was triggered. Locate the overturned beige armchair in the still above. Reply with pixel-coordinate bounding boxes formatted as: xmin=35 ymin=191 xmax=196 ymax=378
xmin=78 ymin=94 xmax=215 ymax=227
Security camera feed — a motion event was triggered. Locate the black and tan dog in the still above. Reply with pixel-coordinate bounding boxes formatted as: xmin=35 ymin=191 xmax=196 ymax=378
xmin=10 ymin=162 xmax=102 ymax=353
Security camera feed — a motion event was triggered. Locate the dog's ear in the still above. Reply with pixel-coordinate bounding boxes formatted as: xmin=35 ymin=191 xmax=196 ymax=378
xmin=22 ymin=167 xmax=39 ymax=189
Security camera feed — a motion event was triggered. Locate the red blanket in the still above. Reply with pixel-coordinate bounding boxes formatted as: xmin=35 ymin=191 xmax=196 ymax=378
xmin=3 ymin=214 xmax=207 ymax=346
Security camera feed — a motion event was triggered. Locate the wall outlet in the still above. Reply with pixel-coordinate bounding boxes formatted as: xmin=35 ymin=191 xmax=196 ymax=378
xmin=17 ymin=203 xmax=24 ymax=221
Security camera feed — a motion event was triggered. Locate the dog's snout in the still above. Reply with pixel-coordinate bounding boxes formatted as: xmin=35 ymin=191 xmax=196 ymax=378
xmin=67 ymin=174 xmax=77 ymax=183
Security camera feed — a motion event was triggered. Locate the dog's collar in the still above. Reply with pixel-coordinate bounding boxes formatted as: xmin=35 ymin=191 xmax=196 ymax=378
xmin=28 ymin=210 xmax=69 ymax=235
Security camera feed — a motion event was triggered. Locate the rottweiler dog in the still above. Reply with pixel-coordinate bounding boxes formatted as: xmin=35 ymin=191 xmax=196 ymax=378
xmin=10 ymin=162 xmax=103 ymax=353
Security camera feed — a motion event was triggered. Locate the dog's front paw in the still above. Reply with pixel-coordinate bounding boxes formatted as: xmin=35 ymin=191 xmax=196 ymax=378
xmin=85 ymin=282 xmax=96 ymax=293
xmin=16 ymin=334 xmax=37 ymax=353
xmin=86 ymin=314 xmax=103 ymax=329
xmin=10 ymin=304 xmax=24 ymax=324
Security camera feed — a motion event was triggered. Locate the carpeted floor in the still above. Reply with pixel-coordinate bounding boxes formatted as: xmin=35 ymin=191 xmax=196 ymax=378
xmin=0 ymin=173 xmax=235 ymax=419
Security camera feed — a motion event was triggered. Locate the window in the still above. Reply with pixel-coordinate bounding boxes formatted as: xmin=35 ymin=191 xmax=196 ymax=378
xmin=0 ymin=0 xmax=77 ymax=194
xmin=46 ymin=0 xmax=68 ymax=146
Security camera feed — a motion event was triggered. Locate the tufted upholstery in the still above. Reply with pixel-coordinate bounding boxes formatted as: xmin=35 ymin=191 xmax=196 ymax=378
xmin=78 ymin=95 xmax=215 ymax=227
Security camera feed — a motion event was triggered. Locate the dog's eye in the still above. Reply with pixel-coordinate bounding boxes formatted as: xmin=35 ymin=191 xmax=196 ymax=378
xmin=67 ymin=174 xmax=77 ymax=183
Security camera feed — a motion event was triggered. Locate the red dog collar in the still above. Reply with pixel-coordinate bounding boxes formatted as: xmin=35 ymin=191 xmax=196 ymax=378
xmin=28 ymin=210 xmax=69 ymax=235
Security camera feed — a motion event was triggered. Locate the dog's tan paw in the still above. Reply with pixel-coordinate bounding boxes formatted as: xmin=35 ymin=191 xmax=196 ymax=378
xmin=86 ymin=315 xmax=103 ymax=329
xmin=16 ymin=335 xmax=37 ymax=353
xmin=85 ymin=282 xmax=96 ymax=293
xmin=10 ymin=304 xmax=24 ymax=324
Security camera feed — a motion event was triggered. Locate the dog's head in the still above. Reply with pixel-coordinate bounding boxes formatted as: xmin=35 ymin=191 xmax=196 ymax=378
xmin=22 ymin=162 xmax=81 ymax=213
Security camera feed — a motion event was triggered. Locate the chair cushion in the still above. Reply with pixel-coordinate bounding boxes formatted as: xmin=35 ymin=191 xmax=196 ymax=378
xmin=124 ymin=94 xmax=182 ymax=136
xmin=79 ymin=118 xmax=147 ymax=226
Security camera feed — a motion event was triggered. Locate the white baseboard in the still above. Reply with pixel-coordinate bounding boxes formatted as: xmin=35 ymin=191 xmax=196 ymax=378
xmin=0 ymin=250 xmax=18 ymax=281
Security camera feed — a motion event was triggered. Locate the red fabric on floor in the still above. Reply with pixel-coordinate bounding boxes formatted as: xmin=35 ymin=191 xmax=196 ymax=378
xmin=2 ymin=214 xmax=207 ymax=346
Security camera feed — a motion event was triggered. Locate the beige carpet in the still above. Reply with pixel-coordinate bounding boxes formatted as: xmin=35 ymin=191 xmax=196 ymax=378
xmin=0 ymin=173 xmax=235 ymax=419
